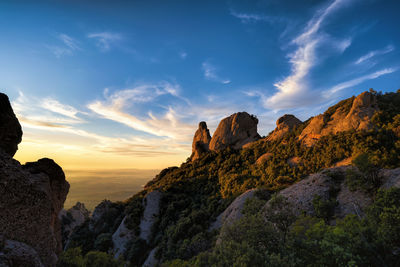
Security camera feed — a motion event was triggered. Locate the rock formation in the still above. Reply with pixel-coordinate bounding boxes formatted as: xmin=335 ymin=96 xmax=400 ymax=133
xmin=59 ymin=202 xmax=90 ymax=246
xmin=0 ymin=94 xmax=69 ymax=267
xmin=191 ymin=121 xmax=211 ymax=161
xmin=210 ymin=189 xmax=259 ymax=230
xmin=0 ymin=93 xmax=22 ymax=157
xmin=0 ymin=238 xmax=44 ymax=267
xmin=267 ymin=114 xmax=302 ymax=141
xmin=299 ymin=91 xmax=378 ymax=146
xmin=209 ymin=112 xmax=260 ymax=151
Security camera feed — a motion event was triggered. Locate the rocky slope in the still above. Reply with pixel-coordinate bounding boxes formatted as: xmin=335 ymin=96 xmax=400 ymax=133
xmin=299 ymin=91 xmax=378 ymax=146
xmin=0 ymin=93 xmax=69 ymax=267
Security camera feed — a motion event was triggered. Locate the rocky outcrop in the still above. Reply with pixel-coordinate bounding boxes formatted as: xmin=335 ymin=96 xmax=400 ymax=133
xmin=112 ymin=190 xmax=162 ymax=259
xmin=210 ymin=189 xmax=258 ymax=230
xmin=191 ymin=121 xmax=211 ymax=161
xmin=59 ymin=202 xmax=90 ymax=245
xmin=0 ymin=238 xmax=44 ymax=267
xmin=139 ymin=190 xmax=162 ymax=242
xmin=267 ymin=114 xmax=302 ymax=141
xmin=0 ymin=94 xmax=69 ymax=267
xmin=380 ymin=168 xmax=400 ymax=189
xmin=89 ymin=200 xmax=114 ymax=234
xmin=255 ymin=153 xmax=273 ymax=165
xmin=142 ymin=247 xmax=159 ymax=267
xmin=209 ymin=112 xmax=260 ymax=151
xmin=299 ymin=92 xmax=378 ymax=146
xmin=0 ymin=153 xmax=69 ymax=266
xmin=0 ymin=93 xmax=22 ymax=157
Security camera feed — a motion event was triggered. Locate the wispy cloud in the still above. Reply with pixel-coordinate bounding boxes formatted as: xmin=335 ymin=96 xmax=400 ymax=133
xmin=265 ymin=0 xmax=353 ymax=110
xmin=355 ymin=45 xmax=395 ymax=65
xmin=202 ymin=61 xmax=231 ymax=84
xmin=325 ymin=68 xmax=397 ymax=96
xmin=179 ymin=51 xmax=187 ymax=59
xmin=87 ymin=82 xmax=194 ymax=140
xmin=230 ymin=9 xmax=283 ymax=24
xmin=87 ymin=32 xmax=122 ymax=52
xmin=47 ymin=33 xmax=81 ymax=58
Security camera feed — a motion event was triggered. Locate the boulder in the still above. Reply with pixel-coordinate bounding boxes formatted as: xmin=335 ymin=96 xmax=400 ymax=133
xmin=267 ymin=114 xmax=302 ymax=141
xmin=191 ymin=121 xmax=211 ymax=161
xmin=255 ymin=153 xmax=273 ymax=165
xmin=0 ymin=239 xmax=44 ymax=267
xmin=299 ymin=91 xmax=378 ymax=146
xmin=210 ymin=189 xmax=258 ymax=230
xmin=209 ymin=112 xmax=260 ymax=151
xmin=0 ymin=153 xmax=69 ymax=266
xmin=0 ymin=93 xmax=22 ymax=157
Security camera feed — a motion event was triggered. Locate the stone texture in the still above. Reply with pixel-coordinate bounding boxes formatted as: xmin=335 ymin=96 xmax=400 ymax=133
xmin=0 ymin=153 xmax=69 ymax=267
xmin=209 ymin=112 xmax=260 ymax=151
xmin=299 ymin=91 xmax=378 ymax=146
xmin=255 ymin=153 xmax=273 ymax=165
xmin=267 ymin=114 xmax=302 ymax=141
xmin=380 ymin=168 xmax=400 ymax=189
xmin=0 ymin=239 xmax=44 ymax=267
xmin=139 ymin=190 xmax=162 ymax=242
xmin=191 ymin=121 xmax=211 ymax=161
xmin=112 ymin=217 xmax=135 ymax=259
xmin=142 ymin=247 xmax=159 ymax=267
xmin=0 ymin=93 xmax=22 ymax=157
xmin=210 ymin=189 xmax=258 ymax=230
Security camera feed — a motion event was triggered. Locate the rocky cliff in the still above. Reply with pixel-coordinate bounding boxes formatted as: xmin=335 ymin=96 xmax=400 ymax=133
xmin=209 ymin=112 xmax=260 ymax=151
xmin=0 ymin=93 xmax=69 ymax=267
xmin=299 ymin=91 xmax=378 ymax=146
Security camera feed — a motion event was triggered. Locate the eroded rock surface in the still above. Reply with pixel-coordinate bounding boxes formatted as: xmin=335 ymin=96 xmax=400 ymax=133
xmin=191 ymin=121 xmax=211 ymax=161
xmin=299 ymin=92 xmax=378 ymax=146
xmin=267 ymin=114 xmax=302 ymax=141
xmin=140 ymin=190 xmax=162 ymax=242
xmin=209 ymin=112 xmax=260 ymax=151
xmin=59 ymin=202 xmax=90 ymax=246
xmin=0 ymin=239 xmax=44 ymax=267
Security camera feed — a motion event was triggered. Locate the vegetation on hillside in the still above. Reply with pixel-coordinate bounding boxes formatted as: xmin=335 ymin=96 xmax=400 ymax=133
xmin=60 ymin=90 xmax=400 ymax=266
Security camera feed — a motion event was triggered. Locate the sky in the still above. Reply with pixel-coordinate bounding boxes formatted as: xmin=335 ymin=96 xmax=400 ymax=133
xmin=1 ymin=0 xmax=400 ymax=170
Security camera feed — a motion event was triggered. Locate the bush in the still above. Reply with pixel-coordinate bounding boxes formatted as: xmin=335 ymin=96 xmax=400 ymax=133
xmin=94 ymin=233 xmax=113 ymax=252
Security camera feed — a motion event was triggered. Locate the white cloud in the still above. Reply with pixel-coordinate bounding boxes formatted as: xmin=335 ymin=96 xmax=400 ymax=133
xmin=265 ymin=0 xmax=353 ymax=110
xmin=87 ymin=82 xmax=195 ymax=141
xmin=355 ymin=45 xmax=395 ymax=65
xmin=58 ymin=33 xmax=81 ymax=51
xmin=87 ymin=32 xmax=122 ymax=52
xmin=180 ymin=51 xmax=187 ymax=59
xmin=47 ymin=33 xmax=80 ymax=58
xmin=42 ymin=98 xmax=81 ymax=119
xmin=325 ymin=68 xmax=397 ymax=96
xmin=202 ymin=61 xmax=231 ymax=84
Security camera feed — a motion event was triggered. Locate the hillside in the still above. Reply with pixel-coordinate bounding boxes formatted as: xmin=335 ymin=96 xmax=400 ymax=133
xmin=55 ymin=89 xmax=400 ymax=267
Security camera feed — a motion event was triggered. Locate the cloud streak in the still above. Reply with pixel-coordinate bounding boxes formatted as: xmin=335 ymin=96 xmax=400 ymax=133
xmin=47 ymin=33 xmax=81 ymax=58
xmin=87 ymin=32 xmax=122 ymax=52
xmin=355 ymin=45 xmax=395 ymax=65
xmin=202 ymin=61 xmax=231 ymax=84
xmin=265 ymin=0 xmax=352 ymax=110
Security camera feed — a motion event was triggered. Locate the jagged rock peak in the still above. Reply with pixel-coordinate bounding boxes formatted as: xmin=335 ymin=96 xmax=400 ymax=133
xmin=299 ymin=91 xmax=378 ymax=146
xmin=209 ymin=112 xmax=260 ymax=151
xmin=191 ymin=121 xmax=211 ymax=161
xmin=0 ymin=93 xmax=22 ymax=157
xmin=267 ymin=114 xmax=302 ymax=141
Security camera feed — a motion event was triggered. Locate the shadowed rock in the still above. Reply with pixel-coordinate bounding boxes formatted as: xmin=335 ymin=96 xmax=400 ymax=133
xmin=209 ymin=112 xmax=260 ymax=151
xmin=0 ymin=93 xmax=22 ymax=156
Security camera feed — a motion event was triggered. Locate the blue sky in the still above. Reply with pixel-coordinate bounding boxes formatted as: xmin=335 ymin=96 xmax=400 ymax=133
xmin=1 ymin=0 xmax=400 ymax=169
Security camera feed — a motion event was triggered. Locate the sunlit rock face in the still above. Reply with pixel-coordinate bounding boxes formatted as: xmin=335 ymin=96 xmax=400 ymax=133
xmin=209 ymin=112 xmax=260 ymax=151
xmin=0 ymin=93 xmax=69 ymax=267
xmin=191 ymin=121 xmax=211 ymax=161
xmin=267 ymin=114 xmax=302 ymax=141
xmin=0 ymin=93 xmax=22 ymax=157
xmin=299 ymin=91 xmax=378 ymax=146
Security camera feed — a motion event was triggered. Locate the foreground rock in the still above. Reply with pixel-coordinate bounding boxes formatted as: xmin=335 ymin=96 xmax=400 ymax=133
xmin=191 ymin=121 xmax=211 ymax=161
xmin=267 ymin=114 xmax=302 ymax=141
xmin=0 ymin=154 xmax=69 ymax=266
xmin=0 ymin=94 xmax=69 ymax=266
xmin=299 ymin=91 xmax=378 ymax=146
xmin=209 ymin=112 xmax=260 ymax=151
xmin=0 ymin=93 xmax=22 ymax=157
